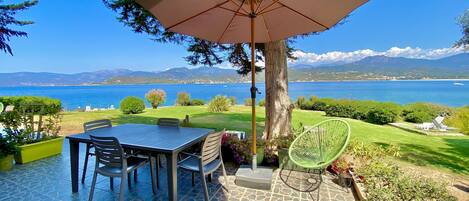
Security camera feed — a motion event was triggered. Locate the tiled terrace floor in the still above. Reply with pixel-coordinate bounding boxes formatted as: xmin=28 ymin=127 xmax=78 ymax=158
xmin=0 ymin=140 xmax=355 ymax=201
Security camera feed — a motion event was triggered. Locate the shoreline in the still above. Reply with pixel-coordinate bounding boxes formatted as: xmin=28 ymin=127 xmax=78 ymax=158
xmin=1 ymin=79 xmax=468 ymax=87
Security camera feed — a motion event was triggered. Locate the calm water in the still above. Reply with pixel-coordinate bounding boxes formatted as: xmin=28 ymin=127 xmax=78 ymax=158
xmin=0 ymin=80 xmax=468 ymax=110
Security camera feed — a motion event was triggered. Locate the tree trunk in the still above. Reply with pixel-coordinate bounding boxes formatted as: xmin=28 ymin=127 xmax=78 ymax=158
xmin=263 ymin=40 xmax=294 ymax=140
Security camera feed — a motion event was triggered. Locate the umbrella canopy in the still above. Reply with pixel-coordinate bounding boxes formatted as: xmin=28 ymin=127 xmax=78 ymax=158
xmin=136 ymin=0 xmax=367 ymax=43
xmin=136 ymin=0 xmax=367 ymax=169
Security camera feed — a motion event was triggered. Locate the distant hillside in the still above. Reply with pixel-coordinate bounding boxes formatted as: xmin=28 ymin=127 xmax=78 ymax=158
xmin=292 ymin=53 xmax=469 ymax=80
xmin=1 ymin=53 xmax=468 ymax=86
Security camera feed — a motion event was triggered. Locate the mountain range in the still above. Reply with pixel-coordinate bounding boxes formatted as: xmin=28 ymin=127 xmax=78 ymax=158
xmin=1 ymin=53 xmax=468 ymax=86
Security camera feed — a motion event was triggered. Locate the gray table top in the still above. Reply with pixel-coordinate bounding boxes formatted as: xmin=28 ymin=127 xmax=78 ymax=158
xmin=66 ymin=124 xmax=214 ymax=153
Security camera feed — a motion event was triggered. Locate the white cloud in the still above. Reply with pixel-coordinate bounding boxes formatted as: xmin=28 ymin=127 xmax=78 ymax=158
xmin=290 ymin=46 xmax=467 ymax=66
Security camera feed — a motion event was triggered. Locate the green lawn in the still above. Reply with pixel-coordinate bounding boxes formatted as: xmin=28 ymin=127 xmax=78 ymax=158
xmin=61 ymin=106 xmax=469 ymax=176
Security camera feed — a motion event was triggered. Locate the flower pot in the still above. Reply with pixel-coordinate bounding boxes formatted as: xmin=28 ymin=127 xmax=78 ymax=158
xmin=256 ymin=145 xmax=265 ymax=165
xmin=14 ymin=137 xmax=64 ymax=164
xmin=278 ymin=148 xmax=307 ymax=171
xmin=0 ymin=155 xmax=14 ymax=171
xmin=338 ymin=172 xmax=353 ymax=188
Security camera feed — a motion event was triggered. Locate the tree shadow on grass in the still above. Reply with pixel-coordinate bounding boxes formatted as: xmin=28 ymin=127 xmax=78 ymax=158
xmin=391 ymin=143 xmax=468 ymax=175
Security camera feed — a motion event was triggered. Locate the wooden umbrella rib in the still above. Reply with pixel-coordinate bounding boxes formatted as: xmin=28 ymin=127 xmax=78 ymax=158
xmin=166 ymin=0 xmax=231 ymax=30
xmin=261 ymin=15 xmax=272 ymax=41
xmin=229 ymin=0 xmax=250 ymax=15
xmin=254 ymin=0 xmax=265 ymax=13
xmin=217 ymin=0 xmax=247 ymax=43
xmin=277 ymin=2 xmax=330 ymax=30
xmin=256 ymin=0 xmax=280 ymax=14
xmin=219 ymin=6 xmax=249 ymax=16
xmin=258 ymin=4 xmax=284 ymax=15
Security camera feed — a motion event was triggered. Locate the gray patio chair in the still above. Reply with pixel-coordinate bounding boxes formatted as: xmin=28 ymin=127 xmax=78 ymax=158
xmin=88 ymin=135 xmax=155 ymax=201
xmin=157 ymin=118 xmax=180 ymax=127
xmin=178 ymin=130 xmax=229 ymax=201
xmin=82 ymin=120 xmax=112 ymax=184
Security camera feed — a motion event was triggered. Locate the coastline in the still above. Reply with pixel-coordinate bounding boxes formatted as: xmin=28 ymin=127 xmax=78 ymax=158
xmin=1 ymin=78 xmax=468 ymax=87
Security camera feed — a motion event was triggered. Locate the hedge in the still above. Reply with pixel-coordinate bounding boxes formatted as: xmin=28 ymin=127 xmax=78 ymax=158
xmin=0 ymin=96 xmax=62 ymax=114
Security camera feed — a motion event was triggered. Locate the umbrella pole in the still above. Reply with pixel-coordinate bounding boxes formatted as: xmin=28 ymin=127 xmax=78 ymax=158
xmin=250 ymin=1 xmax=257 ymax=170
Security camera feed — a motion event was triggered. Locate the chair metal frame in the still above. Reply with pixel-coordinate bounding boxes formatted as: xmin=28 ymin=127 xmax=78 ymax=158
xmin=178 ymin=131 xmax=229 ymax=201
xmin=82 ymin=119 xmax=112 ymax=184
xmin=88 ymin=135 xmax=156 ymax=201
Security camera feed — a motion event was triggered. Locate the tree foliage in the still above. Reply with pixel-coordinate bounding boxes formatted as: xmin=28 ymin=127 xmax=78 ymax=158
xmin=456 ymin=9 xmax=469 ymax=48
xmin=0 ymin=0 xmax=38 ymax=55
xmin=103 ymin=0 xmax=300 ymax=75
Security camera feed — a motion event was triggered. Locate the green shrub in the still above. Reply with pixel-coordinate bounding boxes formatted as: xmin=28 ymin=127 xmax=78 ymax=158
xmin=402 ymin=103 xmax=453 ymax=123
xmin=325 ymin=104 xmax=355 ymax=118
xmin=359 ymin=161 xmax=456 ymax=201
xmin=145 ymin=89 xmax=166 ymax=109
xmin=244 ymin=98 xmax=253 ymax=106
xmin=447 ymin=106 xmax=469 ymax=135
xmin=176 ymin=92 xmax=191 ymax=106
xmin=190 ymin=99 xmax=205 ymax=106
xmin=229 ymin=96 xmax=237 ymax=105
xmin=207 ymin=95 xmax=231 ymax=112
xmin=366 ymin=109 xmax=398 ymax=125
xmin=0 ymin=96 xmax=61 ymax=115
xmin=258 ymin=99 xmax=265 ymax=107
xmin=120 ymin=96 xmax=145 ymax=114
xmin=295 ymin=96 xmax=307 ymax=109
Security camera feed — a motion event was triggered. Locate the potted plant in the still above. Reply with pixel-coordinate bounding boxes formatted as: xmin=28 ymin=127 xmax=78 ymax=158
xmin=271 ymin=124 xmax=303 ymax=170
xmin=0 ymin=97 xmax=64 ymax=164
xmin=0 ymin=136 xmax=19 ymax=171
xmin=330 ymin=157 xmax=353 ymax=188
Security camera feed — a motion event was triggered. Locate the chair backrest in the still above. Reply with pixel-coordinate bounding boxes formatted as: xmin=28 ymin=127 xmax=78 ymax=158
xmin=201 ymin=131 xmax=224 ymax=166
xmin=84 ymin=119 xmax=112 ymax=132
xmin=4 ymin=105 xmax=14 ymax=112
xmin=432 ymin=119 xmax=443 ymax=129
xmin=435 ymin=116 xmax=445 ymax=124
xmin=289 ymin=119 xmax=351 ymax=169
xmin=157 ymin=118 xmax=180 ymax=127
xmin=90 ymin=135 xmax=124 ymax=168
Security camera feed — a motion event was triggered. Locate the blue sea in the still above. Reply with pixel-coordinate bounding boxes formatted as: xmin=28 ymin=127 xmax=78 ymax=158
xmin=0 ymin=80 xmax=468 ymax=110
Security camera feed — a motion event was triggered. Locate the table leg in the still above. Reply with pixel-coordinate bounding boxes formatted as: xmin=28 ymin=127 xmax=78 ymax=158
xmin=166 ymin=153 xmax=178 ymax=201
xmin=69 ymin=140 xmax=80 ymax=192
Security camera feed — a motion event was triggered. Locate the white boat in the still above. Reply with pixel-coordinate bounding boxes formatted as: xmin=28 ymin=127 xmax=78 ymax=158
xmin=453 ymin=82 xmax=464 ymax=86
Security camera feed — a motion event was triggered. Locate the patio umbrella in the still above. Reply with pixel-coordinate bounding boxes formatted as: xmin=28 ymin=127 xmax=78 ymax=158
xmin=136 ymin=0 xmax=367 ymax=169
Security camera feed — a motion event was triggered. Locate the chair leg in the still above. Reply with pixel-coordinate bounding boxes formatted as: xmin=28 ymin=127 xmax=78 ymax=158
xmin=119 ymin=174 xmax=127 ymax=201
xmin=199 ymin=173 xmax=209 ymax=201
xmin=149 ymin=156 xmax=158 ymax=193
xmin=127 ymin=173 xmax=132 ymax=189
xmin=221 ymin=161 xmax=229 ymax=188
xmin=110 ymin=177 xmax=114 ymax=191
xmin=208 ymin=173 xmax=212 ymax=183
xmin=82 ymin=144 xmax=90 ymax=184
xmin=191 ymin=172 xmax=195 ymax=186
xmin=88 ymin=172 xmax=98 ymax=201
xmin=134 ymin=170 xmax=138 ymax=182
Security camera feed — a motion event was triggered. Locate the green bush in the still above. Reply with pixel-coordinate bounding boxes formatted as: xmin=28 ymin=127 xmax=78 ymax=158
xmin=176 ymin=92 xmax=191 ymax=106
xmin=324 ymin=104 xmax=355 ymax=118
xmin=145 ymin=89 xmax=166 ymax=109
xmin=359 ymin=161 xmax=456 ymax=201
xmin=207 ymin=95 xmax=231 ymax=112
xmin=229 ymin=96 xmax=237 ymax=105
xmin=258 ymin=99 xmax=265 ymax=107
xmin=447 ymin=106 xmax=469 ymax=135
xmin=366 ymin=109 xmax=398 ymax=125
xmin=190 ymin=99 xmax=205 ymax=106
xmin=0 ymin=136 xmax=19 ymax=159
xmin=402 ymin=103 xmax=453 ymax=123
xmin=120 ymin=96 xmax=145 ymax=114
xmin=244 ymin=98 xmax=253 ymax=106
xmin=0 ymin=96 xmax=61 ymax=114
xmin=295 ymin=96 xmax=308 ymax=109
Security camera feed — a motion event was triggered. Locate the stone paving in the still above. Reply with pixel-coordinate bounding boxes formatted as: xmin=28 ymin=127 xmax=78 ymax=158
xmin=0 ymin=140 xmax=355 ymax=201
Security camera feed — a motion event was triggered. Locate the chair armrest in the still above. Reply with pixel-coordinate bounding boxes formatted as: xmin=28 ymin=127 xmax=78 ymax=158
xmin=180 ymin=152 xmax=201 ymax=159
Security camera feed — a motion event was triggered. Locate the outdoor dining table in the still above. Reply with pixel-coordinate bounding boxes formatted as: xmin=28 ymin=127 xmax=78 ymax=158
xmin=66 ymin=123 xmax=214 ymax=201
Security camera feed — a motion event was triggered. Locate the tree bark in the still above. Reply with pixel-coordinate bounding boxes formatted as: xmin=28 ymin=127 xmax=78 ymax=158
xmin=263 ymin=40 xmax=294 ymax=140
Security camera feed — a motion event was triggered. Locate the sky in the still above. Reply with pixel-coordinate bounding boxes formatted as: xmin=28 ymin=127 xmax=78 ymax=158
xmin=0 ymin=0 xmax=468 ymax=73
